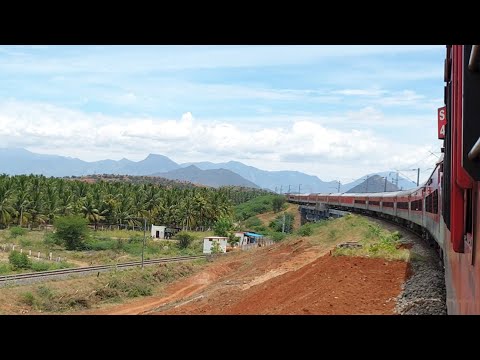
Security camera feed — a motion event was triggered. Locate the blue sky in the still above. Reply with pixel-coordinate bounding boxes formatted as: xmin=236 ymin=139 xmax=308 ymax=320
xmin=0 ymin=45 xmax=445 ymax=182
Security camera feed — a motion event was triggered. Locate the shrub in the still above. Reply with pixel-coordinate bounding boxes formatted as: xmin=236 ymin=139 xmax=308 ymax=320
xmin=245 ymin=216 xmax=262 ymax=228
xmin=271 ymin=232 xmax=286 ymax=242
xmin=9 ymin=250 xmax=31 ymax=270
xmin=21 ymin=292 xmax=36 ymax=307
xmin=272 ymin=196 xmax=286 ymax=213
xmin=297 ymin=223 xmax=314 ymax=237
xmin=0 ymin=263 xmax=11 ymax=274
xmin=213 ymin=217 xmax=234 ymax=237
xmin=210 ymin=241 xmax=222 ymax=254
xmin=53 ymin=216 xmax=89 ymax=250
xmin=44 ymin=232 xmax=63 ymax=247
xmin=31 ymin=261 xmax=52 ymax=272
xmin=9 ymin=226 xmax=27 ymax=238
xmin=252 ymin=225 xmax=267 ymax=233
xmin=227 ymin=233 xmax=238 ymax=247
xmin=84 ymin=238 xmax=115 ymax=251
xmin=269 ymin=212 xmax=294 ymax=233
xmin=176 ymin=231 xmax=194 ymax=249
xmin=37 ymin=285 xmax=53 ymax=300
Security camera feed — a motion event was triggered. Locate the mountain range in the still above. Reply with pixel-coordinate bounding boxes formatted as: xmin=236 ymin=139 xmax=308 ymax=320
xmin=0 ymin=148 xmax=418 ymax=192
xmin=346 ymin=175 xmax=399 ymax=193
xmin=151 ymin=165 xmax=259 ymax=188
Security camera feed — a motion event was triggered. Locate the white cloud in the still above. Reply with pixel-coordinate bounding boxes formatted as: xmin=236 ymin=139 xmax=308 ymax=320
xmin=333 ymin=88 xmax=387 ymax=97
xmin=0 ymin=100 xmax=442 ymax=181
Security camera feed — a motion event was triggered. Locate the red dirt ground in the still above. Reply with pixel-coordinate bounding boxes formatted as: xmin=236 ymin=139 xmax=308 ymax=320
xmin=80 ymin=234 xmax=410 ymax=315
xmin=158 ymin=255 xmax=408 ymax=315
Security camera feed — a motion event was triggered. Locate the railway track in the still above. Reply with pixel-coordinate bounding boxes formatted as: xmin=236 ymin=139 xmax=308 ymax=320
xmin=0 ymin=254 xmax=207 ymax=286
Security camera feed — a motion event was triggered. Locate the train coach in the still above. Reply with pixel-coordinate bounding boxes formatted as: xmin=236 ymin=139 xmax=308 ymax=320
xmin=288 ymin=45 xmax=480 ymax=314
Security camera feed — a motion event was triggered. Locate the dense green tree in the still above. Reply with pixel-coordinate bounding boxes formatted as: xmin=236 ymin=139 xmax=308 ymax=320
xmin=0 ymin=174 xmax=271 ymax=232
xmin=54 ymin=215 xmax=89 ymax=250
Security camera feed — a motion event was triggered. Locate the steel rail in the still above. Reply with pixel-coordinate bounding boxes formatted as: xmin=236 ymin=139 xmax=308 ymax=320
xmin=0 ymin=255 xmax=207 ymax=283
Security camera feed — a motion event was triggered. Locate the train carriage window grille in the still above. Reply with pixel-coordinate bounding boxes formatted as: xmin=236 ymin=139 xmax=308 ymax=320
xmin=411 ymin=199 xmax=423 ymax=211
xmin=369 ymin=201 xmax=380 ymax=206
xmin=382 ymin=201 xmax=394 ymax=208
xmin=432 ymin=190 xmax=438 ymax=214
xmin=397 ymin=202 xmax=409 ymax=209
xmin=354 ymin=200 xmax=366 ymax=204
xmin=425 ymin=194 xmax=432 ymax=213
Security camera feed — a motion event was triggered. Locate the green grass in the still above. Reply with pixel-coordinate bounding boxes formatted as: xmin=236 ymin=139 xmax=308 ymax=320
xmin=0 ymin=227 xmax=213 ymax=267
xmin=0 ymin=263 xmax=12 ymax=274
xmin=16 ymin=259 xmax=207 ymax=313
xmin=330 ymin=214 xmax=409 ymax=261
xmin=234 ymin=194 xmax=287 ymax=221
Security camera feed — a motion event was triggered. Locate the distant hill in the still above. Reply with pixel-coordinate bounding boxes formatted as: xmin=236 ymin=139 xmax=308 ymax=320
xmin=346 ymin=175 xmax=399 ymax=193
xmin=341 ymin=171 xmax=417 ymax=192
xmin=0 ymin=148 xmax=420 ymax=192
xmin=0 ymin=148 xmax=180 ymax=177
xmin=182 ymin=160 xmax=336 ymax=193
xmin=151 ymin=165 xmax=259 ymax=189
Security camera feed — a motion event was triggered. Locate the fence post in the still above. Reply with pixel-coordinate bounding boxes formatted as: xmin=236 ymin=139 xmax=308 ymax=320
xmin=20 ymin=248 xmax=23 ymax=254
xmin=12 ymin=245 xmax=15 ymax=251
xmin=29 ymin=250 xmax=32 ymax=256
xmin=49 ymin=252 xmax=52 ymax=260
xmin=37 ymin=252 xmax=40 ymax=260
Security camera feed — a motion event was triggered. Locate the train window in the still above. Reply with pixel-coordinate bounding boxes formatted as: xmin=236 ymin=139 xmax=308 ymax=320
xmin=425 ymin=193 xmax=432 ymax=213
xmin=411 ymin=199 xmax=423 ymax=211
xmin=354 ymin=200 xmax=366 ymax=204
xmin=397 ymin=202 xmax=409 ymax=210
xmin=382 ymin=202 xmax=394 ymax=208
xmin=432 ymin=190 xmax=438 ymax=214
xmin=369 ymin=201 xmax=380 ymax=206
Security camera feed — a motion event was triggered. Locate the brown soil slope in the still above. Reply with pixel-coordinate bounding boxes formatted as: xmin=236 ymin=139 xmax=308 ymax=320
xmin=158 ymin=255 xmax=407 ymax=315
xmin=81 ymin=230 xmax=409 ymax=315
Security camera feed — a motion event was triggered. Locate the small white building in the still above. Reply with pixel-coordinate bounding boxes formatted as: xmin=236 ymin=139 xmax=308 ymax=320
xmin=234 ymin=232 xmax=247 ymax=246
xmin=203 ymin=236 xmax=228 ymax=254
xmin=151 ymin=225 xmax=166 ymax=239
xmin=235 ymin=231 xmax=263 ymax=246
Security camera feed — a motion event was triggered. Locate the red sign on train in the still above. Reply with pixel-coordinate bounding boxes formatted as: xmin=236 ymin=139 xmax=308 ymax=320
xmin=438 ymin=106 xmax=446 ymax=139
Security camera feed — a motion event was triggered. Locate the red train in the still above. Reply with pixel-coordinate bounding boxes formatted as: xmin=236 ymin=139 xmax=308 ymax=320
xmin=288 ymin=45 xmax=480 ymax=315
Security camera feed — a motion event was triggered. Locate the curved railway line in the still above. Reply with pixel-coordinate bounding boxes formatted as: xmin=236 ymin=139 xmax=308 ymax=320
xmin=0 ymin=254 xmax=207 ymax=286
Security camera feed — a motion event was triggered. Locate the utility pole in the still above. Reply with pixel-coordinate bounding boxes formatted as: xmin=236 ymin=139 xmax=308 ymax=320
xmin=417 ymin=168 xmax=420 ymax=186
xmin=280 ymin=185 xmax=283 ymax=194
xmin=337 ymin=180 xmax=341 ymax=193
xmin=396 ymin=172 xmax=399 ymax=187
xmin=365 ymin=175 xmax=369 ymax=193
xmin=288 ymin=184 xmax=291 ymax=194
xmin=298 ymin=184 xmax=302 ymax=194
xmin=142 ymin=218 xmax=146 ymax=269
xmin=384 ymin=177 xmax=387 ymax=192
xmin=275 ymin=186 xmax=278 ymax=194
xmin=282 ymin=213 xmax=286 ymax=233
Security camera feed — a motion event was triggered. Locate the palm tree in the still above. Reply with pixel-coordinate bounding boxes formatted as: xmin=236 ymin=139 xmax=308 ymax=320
xmin=81 ymin=195 xmax=106 ymax=230
xmin=0 ymin=184 xmax=14 ymax=228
